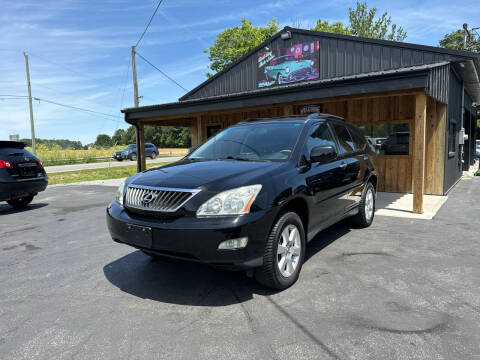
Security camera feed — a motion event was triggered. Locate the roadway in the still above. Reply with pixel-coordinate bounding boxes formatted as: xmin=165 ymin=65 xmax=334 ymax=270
xmin=44 ymin=156 xmax=182 ymax=173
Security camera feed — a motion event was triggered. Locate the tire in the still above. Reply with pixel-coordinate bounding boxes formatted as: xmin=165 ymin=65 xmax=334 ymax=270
xmin=150 ymin=152 xmax=157 ymax=159
xmin=254 ymin=212 xmax=306 ymax=290
xmin=351 ymin=182 xmax=375 ymax=228
xmin=130 ymin=153 xmax=137 ymax=161
xmin=7 ymin=195 xmax=34 ymax=209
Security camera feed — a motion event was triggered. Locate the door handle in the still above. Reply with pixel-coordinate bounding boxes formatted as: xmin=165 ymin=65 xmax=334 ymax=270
xmin=339 ymin=162 xmax=347 ymax=168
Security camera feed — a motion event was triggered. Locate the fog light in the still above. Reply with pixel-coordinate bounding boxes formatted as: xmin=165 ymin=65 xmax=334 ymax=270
xmin=218 ymin=237 xmax=248 ymax=250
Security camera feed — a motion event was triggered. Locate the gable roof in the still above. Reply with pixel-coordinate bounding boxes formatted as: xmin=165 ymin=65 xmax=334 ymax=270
xmin=179 ymin=26 xmax=480 ymax=102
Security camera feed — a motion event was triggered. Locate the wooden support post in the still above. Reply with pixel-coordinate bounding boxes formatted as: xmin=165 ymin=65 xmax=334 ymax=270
xmin=196 ymin=116 xmax=203 ymax=145
xmin=412 ymin=92 xmax=427 ymax=213
xmin=190 ymin=119 xmax=199 ymax=147
xmin=136 ymin=123 xmax=146 ymax=172
xmin=283 ymin=104 xmax=294 ymax=116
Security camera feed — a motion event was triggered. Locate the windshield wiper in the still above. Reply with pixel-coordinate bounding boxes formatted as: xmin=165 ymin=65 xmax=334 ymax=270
xmin=221 ymin=156 xmax=271 ymax=162
xmin=223 ymin=156 xmax=252 ymax=161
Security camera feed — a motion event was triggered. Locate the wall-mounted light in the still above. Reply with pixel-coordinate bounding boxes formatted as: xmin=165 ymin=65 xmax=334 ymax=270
xmin=281 ymin=31 xmax=292 ymax=40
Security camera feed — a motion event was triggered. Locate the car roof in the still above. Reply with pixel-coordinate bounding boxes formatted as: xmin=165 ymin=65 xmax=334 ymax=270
xmin=0 ymin=140 xmax=25 ymax=149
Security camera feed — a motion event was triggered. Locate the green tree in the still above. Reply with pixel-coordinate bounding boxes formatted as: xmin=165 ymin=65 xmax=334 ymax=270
xmin=94 ymin=134 xmax=112 ymax=148
xmin=111 ymin=129 xmax=126 ymax=146
xmin=122 ymin=126 xmax=137 ymax=145
xmin=204 ymin=18 xmax=279 ymax=76
xmin=311 ymin=19 xmax=352 ymax=35
xmin=439 ymin=29 xmax=480 ymax=52
xmin=348 ymin=1 xmax=406 ymax=41
xmin=205 ymin=3 xmax=407 ymax=76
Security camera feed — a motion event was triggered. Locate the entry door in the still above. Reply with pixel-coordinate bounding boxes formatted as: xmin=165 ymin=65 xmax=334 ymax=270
xmin=331 ymin=122 xmax=363 ymax=211
xmin=302 ymin=123 xmax=347 ymax=229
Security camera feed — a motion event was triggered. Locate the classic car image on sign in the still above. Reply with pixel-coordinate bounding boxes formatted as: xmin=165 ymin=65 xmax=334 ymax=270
xmin=258 ymin=41 xmax=319 ymax=88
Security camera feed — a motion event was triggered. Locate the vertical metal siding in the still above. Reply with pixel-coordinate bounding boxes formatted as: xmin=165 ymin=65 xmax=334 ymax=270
xmin=185 ymin=32 xmax=467 ymax=100
xmin=444 ymin=69 xmax=463 ymax=193
xmin=426 ymin=63 xmax=449 ymax=103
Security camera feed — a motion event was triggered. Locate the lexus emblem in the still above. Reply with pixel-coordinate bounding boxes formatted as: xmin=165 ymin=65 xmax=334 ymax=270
xmin=141 ymin=192 xmax=157 ymax=204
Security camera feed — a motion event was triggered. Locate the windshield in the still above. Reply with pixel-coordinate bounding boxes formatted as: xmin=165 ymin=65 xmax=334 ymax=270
xmin=189 ymin=122 xmax=303 ymax=161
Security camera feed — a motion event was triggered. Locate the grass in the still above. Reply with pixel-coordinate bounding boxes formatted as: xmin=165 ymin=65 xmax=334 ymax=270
xmin=28 ymin=144 xmax=188 ymax=166
xmin=47 ymin=162 xmax=170 ymax=185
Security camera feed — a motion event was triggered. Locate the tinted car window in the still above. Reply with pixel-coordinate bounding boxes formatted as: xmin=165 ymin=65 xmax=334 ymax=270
xmin=304 ymin=123 xmax=336 ymax=157
xmin=189 ymin=122 xmax=303 ymax=161
xmin=332 ymin=123 xmax=355 ymax=154
xmin=348 ymin=126 xmax=366 ymax=151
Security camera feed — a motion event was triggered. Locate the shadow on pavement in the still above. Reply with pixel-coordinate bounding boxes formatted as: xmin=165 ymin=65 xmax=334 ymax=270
xmin=103 ymin=221 xmax=350 ymax=306
xmin=0 ymin=202 xmax=48 ymax=215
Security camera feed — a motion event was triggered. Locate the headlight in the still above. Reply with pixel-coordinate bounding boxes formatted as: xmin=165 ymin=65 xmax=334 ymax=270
xmin=115 ymin=180 xmax=126 ymax=206
xmin=196 ymin=185 xmax=262 ymax=217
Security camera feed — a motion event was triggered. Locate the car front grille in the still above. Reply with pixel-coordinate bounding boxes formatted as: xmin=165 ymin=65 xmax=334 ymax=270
xmin=125 ymin=185 xmax=199 ymax=213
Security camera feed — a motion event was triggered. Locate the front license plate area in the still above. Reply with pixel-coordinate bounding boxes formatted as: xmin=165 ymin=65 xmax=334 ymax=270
xmin=126 ymin=224 xmax=152 ymax=248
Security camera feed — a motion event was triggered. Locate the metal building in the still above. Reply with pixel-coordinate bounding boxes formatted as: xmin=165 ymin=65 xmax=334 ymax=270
xmin=121 ymin=27 xmax=480 ymax=214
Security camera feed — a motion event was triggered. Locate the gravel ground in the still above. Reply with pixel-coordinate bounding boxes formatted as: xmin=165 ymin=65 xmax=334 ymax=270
xmin=0 ymin=178 xmax=479 ymax=359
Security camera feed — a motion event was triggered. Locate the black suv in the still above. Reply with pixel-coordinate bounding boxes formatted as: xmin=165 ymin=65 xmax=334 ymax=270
xmin=113 ymin=143 xmax=159 ymax=161
xmin=107 ymin=114 xmax=377 ymax=289
xmin=0 ymin=141 xmax=48 ymax=208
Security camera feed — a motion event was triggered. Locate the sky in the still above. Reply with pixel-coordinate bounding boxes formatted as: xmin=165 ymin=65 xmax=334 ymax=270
xmin=0 ymin=0 xmax=479 ymax=145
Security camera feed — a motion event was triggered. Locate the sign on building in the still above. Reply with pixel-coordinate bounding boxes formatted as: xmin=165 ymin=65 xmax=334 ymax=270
xmin=9 ymin=134 xmax=20 ymax=141
xmin=258 ymin=41 xmax=320 ymax=88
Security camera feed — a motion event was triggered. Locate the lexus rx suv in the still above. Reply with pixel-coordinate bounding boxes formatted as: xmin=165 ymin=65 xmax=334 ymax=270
xmin=0 ymin=141 xmax=48 ymax=208
xmin=106 ymin=114 xmax=377 ymax=289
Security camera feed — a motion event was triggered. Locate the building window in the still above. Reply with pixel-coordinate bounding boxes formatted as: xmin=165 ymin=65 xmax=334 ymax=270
xmin=448 ymin=120 xmax=456 ymax=157
xmin=358 ymin=123 xmax=410 ymax=155
xmin=207 ymin=125 xmax=222 ymax=138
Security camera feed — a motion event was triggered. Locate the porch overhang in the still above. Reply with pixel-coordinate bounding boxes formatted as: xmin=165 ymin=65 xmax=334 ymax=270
xmin=122 ymin=64 xmax=442 ymax=124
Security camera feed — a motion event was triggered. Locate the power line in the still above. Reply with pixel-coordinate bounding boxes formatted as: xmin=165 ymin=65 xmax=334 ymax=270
xmin=135 ymin=0 xmax=164 ymax=47
xmin=0 ymin=94 xmax=28 ymax=98
xmin=32 ymin=97 xmax=121 ymax=121
xmin=135 ymin=51 xmax=189 ymax=92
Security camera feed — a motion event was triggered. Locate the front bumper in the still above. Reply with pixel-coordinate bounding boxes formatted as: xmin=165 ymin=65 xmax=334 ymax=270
xmin=113 ymin=153 xmax=128 ymax=160
xmin=106 ymin=200 xmax=276 ymax=269
xmin=0 ymin=176 xmax=48 ymax=201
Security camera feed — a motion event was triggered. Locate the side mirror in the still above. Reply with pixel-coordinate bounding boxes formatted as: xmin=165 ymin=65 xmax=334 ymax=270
xmin=187 ymin=146 xmax=197 ymax=155
xmin=310 ymin=145 xmax=336 ymax=163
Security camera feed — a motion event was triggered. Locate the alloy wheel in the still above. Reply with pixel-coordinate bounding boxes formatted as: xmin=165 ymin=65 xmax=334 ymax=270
xmin=277 ymin=224 xmax=301 ymax=278
xmin=365 ymin=188 xmax=374 ymax=221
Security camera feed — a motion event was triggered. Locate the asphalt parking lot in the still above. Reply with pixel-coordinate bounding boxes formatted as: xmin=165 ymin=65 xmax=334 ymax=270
xmin=1 ymin=179 xmax=479 ymax=359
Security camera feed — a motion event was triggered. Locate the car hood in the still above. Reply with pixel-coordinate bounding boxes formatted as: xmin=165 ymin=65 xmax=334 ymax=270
xmin=128 ymin=159 xmax=284 ymax=191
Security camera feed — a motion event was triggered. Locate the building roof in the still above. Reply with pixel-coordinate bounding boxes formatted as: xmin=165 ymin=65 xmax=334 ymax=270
xmin=179 ymin=26 xmax=480 ymax=102
xmin=122 ymin=27 xmax=480 ymax=123
xmin=123 ymin=62 xmax=456 ymax=122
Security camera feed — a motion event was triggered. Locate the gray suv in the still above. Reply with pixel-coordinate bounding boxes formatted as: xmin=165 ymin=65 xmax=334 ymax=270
xmin=113 ymin=143 xmax=159 ymax=161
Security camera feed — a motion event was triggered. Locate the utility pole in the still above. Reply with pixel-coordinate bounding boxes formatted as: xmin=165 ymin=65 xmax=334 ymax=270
xmin=24 ymin=52 xmax=36 ymax=154
xmin=131 ymin=45 xmax=145 ymax=172
xmin=463 ymin=23 xmax=469 ymax=50
xmin=131 ymin=46 xmax=139 ymax=107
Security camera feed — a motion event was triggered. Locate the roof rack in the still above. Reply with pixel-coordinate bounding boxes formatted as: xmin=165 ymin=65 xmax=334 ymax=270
xmin=240 ymin=113 xmax=345 ymax=123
